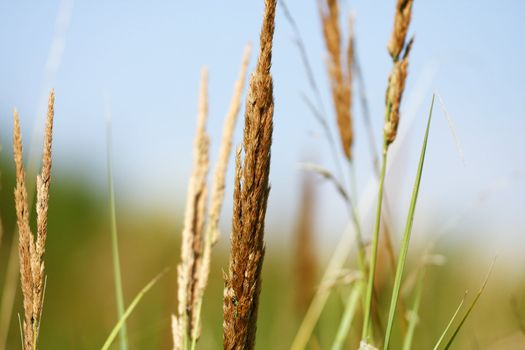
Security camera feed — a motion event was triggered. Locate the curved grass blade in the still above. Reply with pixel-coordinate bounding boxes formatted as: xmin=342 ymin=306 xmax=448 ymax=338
xmin=383 ymin=94 xmax=435 ymax=349
xmin=442 ymin=258 xmax=495 ymax=349
xmin=101 ymin=269 xmax=169 ymax=350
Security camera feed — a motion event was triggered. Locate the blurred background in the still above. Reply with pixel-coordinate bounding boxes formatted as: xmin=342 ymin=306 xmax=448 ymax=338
xmin=0 ymin=0 xmax=524 ymax=349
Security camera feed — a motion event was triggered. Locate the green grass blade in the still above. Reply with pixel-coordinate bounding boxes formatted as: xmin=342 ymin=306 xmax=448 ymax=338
xmin=331 ymin=282 xmax=363 ymax=350
xmin=101 ymin=269 xmax=168 ymax=350
xmin=432 ymin=292 xmax=467 ymax=350
xmin=384 ymin=95 xmax=435 ymax=349
xmin=442 ymin=259 xmax=495 ymax=350
xmin=362 ymin=142 xmax=388 ymax=344
xmin=402 ymin=268 xmax=426 ymax=350
xmin=106 ymin=120 xmax=128 ymax=350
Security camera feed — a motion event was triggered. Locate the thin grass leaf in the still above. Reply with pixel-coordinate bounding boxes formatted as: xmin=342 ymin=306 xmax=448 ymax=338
xmin=402 ymin=268 xmax=425 ymax=350
xmin=384 ymin=94 xmax=435 ymax=349
xmin=101 ymin=269 xmax=169 ymax=350
xmin=106 ymin=118 xmax=128 ymax=350
xmin=331 ymin=282 xmax=363 ymax=350
xmin=362 ymin=139 xmax=388 ymax=344
xmin=432 ymin=292 xmax=468 ymax=350
xmin=442 ymin=258 xmax=496 ymax=350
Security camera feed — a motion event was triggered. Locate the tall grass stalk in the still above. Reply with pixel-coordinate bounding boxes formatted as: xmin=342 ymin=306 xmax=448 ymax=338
xmin=383 ymin=95 xmax=435 ymax=349
xmin=362 ymin=139 xmax=388 ymax=343
xmin=363 ymin=0 xmax=414 ymax=341
xmin=222 ymin=1 xmax=276 ymax=348
xmin=106 ymin=121 xmax=128 ymax=350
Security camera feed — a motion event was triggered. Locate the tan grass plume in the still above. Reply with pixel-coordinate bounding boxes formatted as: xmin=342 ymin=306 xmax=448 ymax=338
xmin=193 ymin=45 xmax=254 ymax=347
xmin=319 ymin=0 xmax=353 ymax=159
xmin=223 ymin=0 xmax=276 ymax=348
xmin=208 ymin=44 xmax=252 ymax=244
xmin=13 ymin=89 xmax=55 ymax=350
xmin=173 ymin=68 xmax=210 ymax=349
xmin=384 ymin=39 xmax=413 ymax=144
xmin=387 ymin=0 xmax=414 ymax=60
xmin=384 ymin=0 xmax=414 ymax=145
xmin=173 ymin=46 xmax=252 ymax=348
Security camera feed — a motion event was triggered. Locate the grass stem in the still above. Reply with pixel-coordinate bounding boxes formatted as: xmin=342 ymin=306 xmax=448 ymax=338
xmin=362 ymin=140 xmax=388 ymax=344
xmin=106 ymin=121 xmax=128 ymax=350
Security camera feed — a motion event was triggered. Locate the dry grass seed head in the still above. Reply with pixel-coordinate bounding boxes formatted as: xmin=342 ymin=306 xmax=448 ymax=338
xmin=384 ymin=39 xmax=413 ymax=144
xmin=190 ymin=45 xmax=253 ymax=344
xmin=174 ymin=68 xmax=210 ymax=349
xmin=223 ymin=0 xmax=276 ymax=349
xmin=387 ymin=0 xmax=414 ymax=60
xmin=13 ymin=89 xmax=55 ymax=350
xmin=33 ymin=89 xmax=54 ymax=326
xmin=13 ymin=109 xmax=34 ymax=350
xmin=208 ymin=44 xmax=252 ymax=244
xmin=319 ymin=0 xmax=353 ymax=159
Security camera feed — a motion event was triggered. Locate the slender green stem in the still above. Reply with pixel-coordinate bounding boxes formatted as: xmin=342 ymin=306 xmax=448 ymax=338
xmin=347 ymin=159 xmax=383 ymax=340
xmin=107 ymin=123 xmax=128 ymax=350
xmin=362 ymin=141 xmax=388 ymax=343
xmin=331 ymin=282 xmax=363 ymax=350
xmin=384 ymin=95 xmax=435 ymax=349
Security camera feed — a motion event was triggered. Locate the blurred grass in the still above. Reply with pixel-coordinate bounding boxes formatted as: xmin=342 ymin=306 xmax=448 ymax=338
xmin=0 ymin=153 xmax=524 ymax=349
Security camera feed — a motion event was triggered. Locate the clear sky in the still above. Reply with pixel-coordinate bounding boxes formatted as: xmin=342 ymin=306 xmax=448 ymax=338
xmin=0 ymin=0 xmax=524 ymax=253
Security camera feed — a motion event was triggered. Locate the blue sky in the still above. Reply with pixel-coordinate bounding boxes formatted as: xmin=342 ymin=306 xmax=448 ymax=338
xmin=0 ymin=0 xmax=524 ymax=252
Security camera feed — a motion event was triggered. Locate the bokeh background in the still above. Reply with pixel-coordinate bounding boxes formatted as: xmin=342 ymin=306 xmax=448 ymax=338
xmin=0 ymin=0 xmax=524 ymax=349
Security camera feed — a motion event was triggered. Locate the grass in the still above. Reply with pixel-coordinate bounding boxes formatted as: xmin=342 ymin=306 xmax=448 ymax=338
xmin=0 ymin=0 xmax=507 ymax=349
